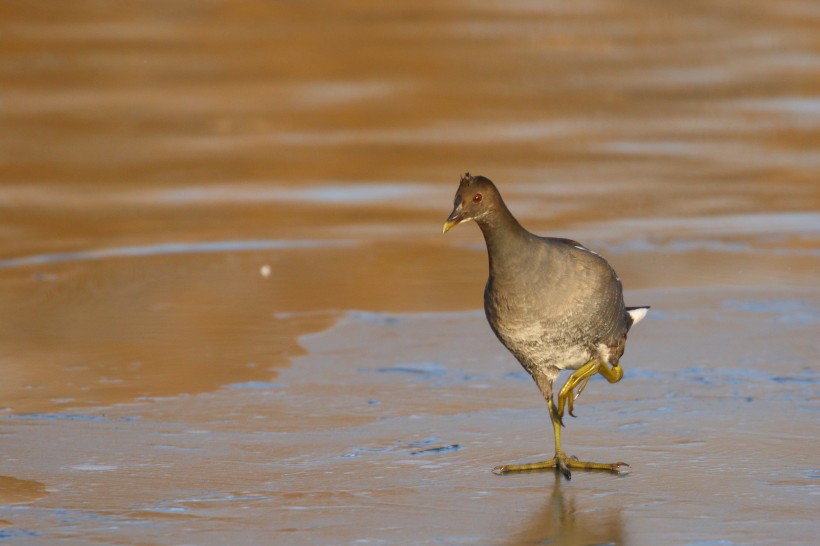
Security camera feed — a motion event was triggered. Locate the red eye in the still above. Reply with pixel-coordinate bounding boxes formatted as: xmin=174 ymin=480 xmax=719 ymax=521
xmin=473 ymin=193 xmax=482 ymax=203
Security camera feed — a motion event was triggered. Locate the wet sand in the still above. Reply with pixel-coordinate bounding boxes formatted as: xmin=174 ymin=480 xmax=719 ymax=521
xmin=1 ymin=1 xmax=819 ymax=544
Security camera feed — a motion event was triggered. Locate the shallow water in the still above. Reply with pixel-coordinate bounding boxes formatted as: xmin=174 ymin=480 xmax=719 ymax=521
xmin=1 ymin=1 xmax=819 ymax=544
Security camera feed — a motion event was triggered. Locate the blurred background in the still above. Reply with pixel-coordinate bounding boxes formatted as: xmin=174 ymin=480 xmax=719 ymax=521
xmin=0 ymin=2 xmax=818 ymax=543
xmin=1 ymin=0 xmax=816 ymax=412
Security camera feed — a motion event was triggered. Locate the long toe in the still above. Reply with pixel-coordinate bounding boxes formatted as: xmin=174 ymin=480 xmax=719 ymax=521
xmin=564 ymin=456 xmax=630 ymax=475
xmin=558 ymin=454 xmax=626 ymax=479
xmin=493 ymin=454 xmax=627 ymax=479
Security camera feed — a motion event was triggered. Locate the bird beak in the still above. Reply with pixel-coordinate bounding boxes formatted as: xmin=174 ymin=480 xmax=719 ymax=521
xmin=442 ymin=205 xmax=462 ymax=234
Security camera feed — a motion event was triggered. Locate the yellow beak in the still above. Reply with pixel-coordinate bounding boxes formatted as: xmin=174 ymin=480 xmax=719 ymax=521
xmin=442 ymin=218 xmax=460 ymax=234
xmin=442 ymin=205 xmax=462 ymax=234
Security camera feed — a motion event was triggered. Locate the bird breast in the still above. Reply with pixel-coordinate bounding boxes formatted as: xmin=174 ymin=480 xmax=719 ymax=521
xmin=484 ymin=279 xmax=596 ymax=373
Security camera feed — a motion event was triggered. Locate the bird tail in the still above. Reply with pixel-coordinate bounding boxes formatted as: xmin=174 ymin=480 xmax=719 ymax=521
xmin=626 ymin=306 xmax=650 ymax=328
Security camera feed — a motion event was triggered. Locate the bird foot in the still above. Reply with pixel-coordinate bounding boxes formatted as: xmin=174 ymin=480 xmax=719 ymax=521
xmin=556 ymin=359 xmax=624 ymax=421
xmin=492 ymin=453 xmax=629 ymax=480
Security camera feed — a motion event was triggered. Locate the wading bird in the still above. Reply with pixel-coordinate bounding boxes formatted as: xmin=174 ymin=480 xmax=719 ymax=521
xmin=443 ymin=173 xmax=648 ymax=479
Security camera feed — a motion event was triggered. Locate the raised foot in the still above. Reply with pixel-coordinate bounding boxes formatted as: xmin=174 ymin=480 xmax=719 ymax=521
xmin=557 ymin=359 xmax=623 ymax=421
xmin=492 ymin=454 xmax=629 ymax=480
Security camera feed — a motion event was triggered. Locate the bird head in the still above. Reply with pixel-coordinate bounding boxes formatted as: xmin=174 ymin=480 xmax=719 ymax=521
xmin=442 ymin=173 xmax=498 ymax=233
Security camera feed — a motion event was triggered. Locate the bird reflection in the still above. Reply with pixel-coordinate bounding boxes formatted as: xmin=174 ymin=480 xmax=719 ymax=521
xmin=506 ymin=472 xmax=625 ymax=546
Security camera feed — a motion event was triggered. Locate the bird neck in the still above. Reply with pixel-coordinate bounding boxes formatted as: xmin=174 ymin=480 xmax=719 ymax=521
xmin=476 ymin=202 xmax=533 ymax=280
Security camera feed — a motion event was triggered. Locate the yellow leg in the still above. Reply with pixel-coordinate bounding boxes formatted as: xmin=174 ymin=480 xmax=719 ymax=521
xmin=598 ymin=359 xmax=624 ymax=383
xmin=493 ymin=360 xmax=628 ymax=479
xmin=557 ymin=358 xmax=624 ymax=419
xmin=492 ymin=404 xmax=627 ymax=479
xmin=557 ymin=359 xmax=600 ymax=419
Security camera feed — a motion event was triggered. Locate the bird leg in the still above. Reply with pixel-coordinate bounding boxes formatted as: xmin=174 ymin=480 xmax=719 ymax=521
xmin=492 ymin=399 xmax=627 ymax=479
xmin=557 ymin=359 xmax=599 ymax=419
xmin=493 ymin=360 xmax=628 ymax=479
xmin=557 ymin=358 xmax=624 ymax=419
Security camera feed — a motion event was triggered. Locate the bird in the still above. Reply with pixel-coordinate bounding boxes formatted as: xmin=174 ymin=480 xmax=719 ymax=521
xmin=442 ymin=173 xmax=648 ymax=480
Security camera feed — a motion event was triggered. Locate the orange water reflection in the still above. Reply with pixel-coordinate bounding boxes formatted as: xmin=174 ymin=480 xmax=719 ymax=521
xmin=0 ymin=3 xmax=818 ymax=541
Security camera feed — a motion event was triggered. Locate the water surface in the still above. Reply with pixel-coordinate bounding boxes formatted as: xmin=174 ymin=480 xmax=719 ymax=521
xmin=0 ymin=1 xmax=818 ymax=544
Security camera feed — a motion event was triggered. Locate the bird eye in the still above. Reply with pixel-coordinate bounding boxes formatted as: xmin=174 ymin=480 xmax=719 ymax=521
xmin=473 ymin=193 xmax=482 ymax=203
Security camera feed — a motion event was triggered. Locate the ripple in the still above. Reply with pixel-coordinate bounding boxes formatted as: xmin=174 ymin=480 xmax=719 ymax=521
xmin=69 ymin=464 xmax=118 ymax=472
xmin=0 ymin=239 xmax=357 ymax=270
xmin=227 ymin=381 xmax=284 ymax=390
xmin=410 ymin=444 xmax=461 ymax=456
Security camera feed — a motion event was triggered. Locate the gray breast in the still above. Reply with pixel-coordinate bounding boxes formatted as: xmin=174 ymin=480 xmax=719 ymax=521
xmin=483 ymin=240 xmax=626 ymax=375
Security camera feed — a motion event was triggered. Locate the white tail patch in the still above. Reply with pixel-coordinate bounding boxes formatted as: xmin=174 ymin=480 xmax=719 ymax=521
xmin=627 ymin=307 xmax=649 ymax=326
